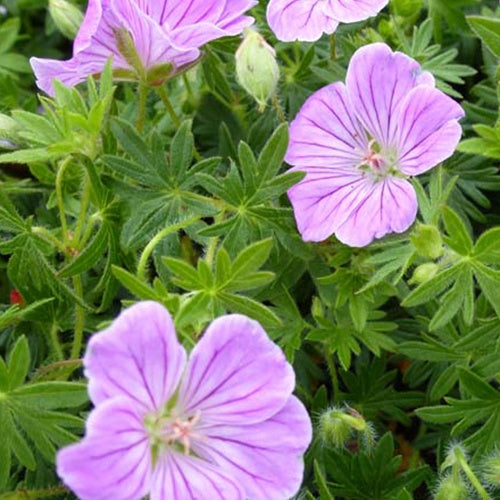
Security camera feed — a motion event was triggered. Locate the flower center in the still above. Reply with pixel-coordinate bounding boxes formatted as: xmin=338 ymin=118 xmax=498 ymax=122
xmin=145 ymin=410 xmax=203 ymax=457
xmin=357 ymin=140 xmax=400 ymax=180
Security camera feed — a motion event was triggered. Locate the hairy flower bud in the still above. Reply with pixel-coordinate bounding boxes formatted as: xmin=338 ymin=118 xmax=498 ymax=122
xmin=319 ymin=407 xmax=367 ymax=448
xmin=435 ymin=474 xmax=468 ymax=500
xmin=483 ymin=454 xmax=500 ymax=486
xmin=49 ymin=0 xmax=83 ymax=40
xmin=411 ymin=262 xmax=439 ymax=284
xmin=236 ymin=28 xmax=279 ymax=112
xmin=411 ymin=224 xmax=444 ymax=260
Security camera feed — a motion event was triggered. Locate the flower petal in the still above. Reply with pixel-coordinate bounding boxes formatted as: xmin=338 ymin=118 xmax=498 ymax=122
xmin=85 ymin=301 xmax=187 ymax=412
xmin=287 ymin=168 xmax=367 ymax=242
xmin=57 ymin=398 xmax=151 ymax=500
xmin=267 ymin=0 xmax=338 ymax=42
xmin=286 ymin=82 xmax=367 ymax=167
xmin=394 ymin=85 xmax=464 ymax=175
xmin=179 ymin=314 xmax=295 ymax=424
xmin=194 ymin=396 xmax=312 ymax=500
xmin=335 ymin=177 xmax=418 ymax=246
xmin=150 ymin=452 xmax=244 ymax=500
xmin=327 ymin=0 xmax=389 ymax=23
xmin=346 ymin=43 xmax=434 ymax=147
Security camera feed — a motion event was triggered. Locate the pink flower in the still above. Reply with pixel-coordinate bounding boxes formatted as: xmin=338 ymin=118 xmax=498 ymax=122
xmin=31 ymin=0 xmax=257 ymax=95
xmin=267 ymin=0 xmax=389 ymax=42
xmin=56 ymin=301 xmax=312 ymax=499
xmin=286 ymin=43 xmax=465 ymax=247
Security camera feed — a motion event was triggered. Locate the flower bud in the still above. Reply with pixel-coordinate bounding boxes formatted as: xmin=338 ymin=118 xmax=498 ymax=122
xmin=483 ymin=454 xmax=500 ymax=486
xmin=411 ymin=224 xmax=443 ymax=260
xmin=319 ymin=407 xmax=367 ymax=448
xmin=410 ymin=262 xmax=439 ymax=284
xmin=236 ymin=28 xmax=279 ymax=112
xmin=48 ymin=0 xmax=83 ymax=40
xmin=435 ymin=474 xmax=468 ymax=500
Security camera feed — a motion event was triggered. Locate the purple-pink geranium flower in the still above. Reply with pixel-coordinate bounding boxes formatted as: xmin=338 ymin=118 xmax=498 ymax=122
xmin=31 ymin=0 xmax=257 ymax=95
xmin=267 ymin=0 xmax=389 ymax=42
xmin=56 ymin=301 xmax=312 ymax=499
xmin=286 ymin=43 xmax=465 ymax=247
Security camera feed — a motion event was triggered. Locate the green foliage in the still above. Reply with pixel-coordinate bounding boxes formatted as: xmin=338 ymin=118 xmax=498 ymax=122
xmin=0 ymin=0 xmax=499 ymax=497
xmin=0 ymin=337 xmax=86 ymax=488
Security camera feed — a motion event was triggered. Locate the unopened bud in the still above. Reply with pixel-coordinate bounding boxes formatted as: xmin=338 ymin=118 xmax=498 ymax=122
xmin=483 ymin=454 xmax=500 ymax=486
xmin=236 ymin=28 xmax=279 ymax=112
xmin=435 ymin=474 xmax=468 ymax=500
xmin=320 ymin=407 xmax=367 ymax=448
xmin=49 ymin=0 xmax=83 ymax=40
xmin=410 ymin=262 xmax=439 ymax=284
xmin=411 ymin=224 xmax=443 ymax=260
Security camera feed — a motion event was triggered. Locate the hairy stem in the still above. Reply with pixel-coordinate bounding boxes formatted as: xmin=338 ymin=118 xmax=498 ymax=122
xmin=137 ymin=215 xmax=202 ymax=282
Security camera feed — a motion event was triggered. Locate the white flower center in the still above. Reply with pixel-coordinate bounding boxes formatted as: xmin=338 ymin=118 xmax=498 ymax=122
xmin=145 ymin=410 xmax=203 ymax=457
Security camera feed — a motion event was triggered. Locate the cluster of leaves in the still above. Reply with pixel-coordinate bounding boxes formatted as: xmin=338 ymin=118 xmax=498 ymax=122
xmin=0 ymin=0 xmax=499 ymax=498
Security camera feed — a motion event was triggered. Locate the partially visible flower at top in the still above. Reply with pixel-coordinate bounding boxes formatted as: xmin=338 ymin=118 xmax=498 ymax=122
xmin=31 ymin=0 xmax=257 ymax=95
xmin=286 ymin=43 xmax=465 ymax=247
xmin=267 ymin=0 xmax=389 ymax=42
xmin=57 ymin=301 xmax=312 ymax=500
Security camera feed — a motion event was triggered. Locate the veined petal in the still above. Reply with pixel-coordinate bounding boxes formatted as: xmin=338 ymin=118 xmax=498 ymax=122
xmin=56 ymin=398 xmax=151 ymax=500
xmin=395 ymin=85 xmax=465 ymax=176
xmin=326 ymin=0 xmax=389 ymax=23
xmin=287 ymin=168 xmax=367 ymax=242
xmin=194 ymin=396 xmax=312 ymax=500
xmin=150 ymin=452 xmax=244 ymax=500
xmin=335 ymin=177 xmax=418 ymax=246
xmin=73 ymin=0 xmax=105 ymax=54
xmin=30 ymin=57 xmax=103 ymax=96
xmin=179 ymin=315 xmax=294 ymax=425
xmin=267 ymin=0 xmax=339 ymax=42
xmin=346 ymin=43 xmax=435 ymax=147
xmin=286 ymin=82 xmax=368 ymax=167
xmin=85 ymin=301 xmax=187 ymax=413
xmin=109 ymin=0 xmax=198 ymax=70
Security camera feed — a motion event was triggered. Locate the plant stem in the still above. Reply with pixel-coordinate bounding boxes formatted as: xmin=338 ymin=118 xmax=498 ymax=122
xmin=156 ymin=85 xmax=181 ymax=128
xmin=49 ymin=322 xmax=64 ymax=361
xmin=455 ymin=447 xmax=491 ymax=500
xmin=73 ymin=172 xmax=91 ymax=245
xmin=137 ymin=82 xmax=148 ymax=132
xmin=271 ymin=94 xmax=286 ymax=123
xmin=31 ymin=226 xmax=66 ymax=252
xmin=55 ymin=156 xmax=73 ymax=246
xmin=325 ymin=347 xmax=339 ymax=402
xmin=329 ymin=35 xmax=336 ymax=60
xmin=137 ymin=215 xmax=202 ymax=282
xmin=70 ymin=275 xmax=85 ymax=360
xmin=34 ymin=359 xmax=83 ymax=380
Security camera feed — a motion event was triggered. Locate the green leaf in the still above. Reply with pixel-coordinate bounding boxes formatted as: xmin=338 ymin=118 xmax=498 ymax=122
xmin=11 ymin=382 xmax=88 ymax=409
xmin=457 ymin=367 xmax=500 ymax=400
xmin=218 ymin=292 xmax=281 ymax=327
xmin=442 ymin=206 xmax=473 ymax=255
xmin=467 ymin=16 xmax=500 ymax=57
xmin=314 ymin=460 xmax=334 ymax=500
xmin=58 ymin=224 xmax=109 ymax=278
xmin=170 ymin=121 xmax=194 ymax=182
xmin=473 ymin=227 xmax=500 ymax=264
xmin=7 ymin=336 xmax=30 ymax=390
xmin=472 ymin=261 xmax=500 ymax=317
xmin=112 ymin=266 xmax=162 ymax=301
xmin=230 ymin=238 xmax=273 ymax=277
xmin=256 ymin=123 xmax=289 ymax=182
xmin=402 ymin=263 xmax=463 ymax=307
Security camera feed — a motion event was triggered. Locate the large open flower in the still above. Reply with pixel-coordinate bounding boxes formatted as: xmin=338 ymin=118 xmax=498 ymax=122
xmin=286 ymin=43 xmax=465 ymax=247
xmin=57 ymin=301 xmax=312 ymax=499
xmin=267 ymin=0 xmax=389 ymax=42
xmin=31 ymin=0 xmax=257 ymax=95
